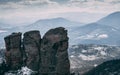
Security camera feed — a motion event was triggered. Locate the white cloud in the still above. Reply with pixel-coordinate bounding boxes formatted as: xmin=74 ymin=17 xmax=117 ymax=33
xmin=78 ymin=54 xmax=99 ymax=61
xmin=0 ymin=0 xmax=120 ymax=25
xmin=68 ymin=0 xmax=120 ymax=13
xmin=0 ymin=0 xmax=58 ymax=10
xmin=0 ymin=0 xmax=119 ymax=13
xmin=20 ymin=0 xmax=58 ymax=6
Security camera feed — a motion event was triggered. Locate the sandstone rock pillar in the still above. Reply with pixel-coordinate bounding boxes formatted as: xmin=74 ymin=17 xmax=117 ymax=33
xmin=23 ymin=30 xmax=41 ymax=71
xmin=4 ymin=32 xmax=22 ymax=70
xmin=39 ymin=27 xmax=70 ymax=75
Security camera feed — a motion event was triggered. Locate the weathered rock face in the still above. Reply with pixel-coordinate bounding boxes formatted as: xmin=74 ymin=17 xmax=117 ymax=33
xmin=39 ymin=27 xmax=70 ymax=75
xmin=23 ymin=30 xmax=41 ymax=71
xmin=0 ymin=61 xmax=6 ymax=75
xmin=4 ymin=27 xmax=70 ymax=75
xmin=4 ymin=33 xmax=22 ymax=70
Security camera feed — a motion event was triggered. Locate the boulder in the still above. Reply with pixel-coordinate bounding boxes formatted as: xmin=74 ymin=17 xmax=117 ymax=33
xmin=23 ymin=30 xmax=41 ymax=71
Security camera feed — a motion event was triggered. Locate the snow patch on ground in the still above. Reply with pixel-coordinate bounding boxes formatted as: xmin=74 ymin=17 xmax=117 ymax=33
xmin=93 ymin=46 xmax=107 ymax=56
xmin=5 ymin=66 xmax=36 ymax=75
xmin=100 ymin=51 xmax=106 ymax=56
xmin=70 ymin=55 xmax=75 ymax=58
xmin=18 ymin=66 xmax=34 ymax=75
xmin=78 ymin=54 xmax=98 ymax=61
xmin=72 ymin=45 xmax=79 ymax=49
xmin=94 ymin=64 xmax=98 ymax=67
xmin=94 ymin=47 xmax=104 ymax=51
xmin=112 ymin=28 xmax=117 ymax=31
xmin=81 ymin=49 xmax=87 ymax=53
xmin=98 ymin=34 xmax=108 ymax=39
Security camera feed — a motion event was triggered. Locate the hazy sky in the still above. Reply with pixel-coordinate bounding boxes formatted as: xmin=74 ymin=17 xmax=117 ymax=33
xmin=0 ymin=0 xmax=120 ymax=25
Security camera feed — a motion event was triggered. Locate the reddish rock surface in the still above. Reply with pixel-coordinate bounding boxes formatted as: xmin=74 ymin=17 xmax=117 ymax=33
xmin=23 ymin=30 xmax=41 ymax=71
xmin=39 ymin=27 xmax=70 ymax=75
xmin=4 ymin=32 xmax=22 ymax=70
xmin=4 ymin=27 xmax=70 ymax=75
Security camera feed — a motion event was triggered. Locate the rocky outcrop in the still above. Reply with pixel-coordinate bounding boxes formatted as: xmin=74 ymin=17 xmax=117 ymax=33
xmin=83 ymin=59 xmax=120 ymax=75
xmin=4 ymin=27 xmax=70 ymax=75
xmin=0 ymin=60 xmax=6 ymax=75
xmin=23 ymin=30 xmax=41 ymax=71
xmin=39 ymin=27 xmax=70 ymax=75
xmin=4 ymin=33 xmax=22 ymax=70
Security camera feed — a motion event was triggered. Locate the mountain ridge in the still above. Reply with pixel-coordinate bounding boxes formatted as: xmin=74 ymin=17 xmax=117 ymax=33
xmin=97 ymin=11 xmax=120 ymax=28
xmin=0 ymin=11 xmax=120 ymax=47
xmin=83 ymin=59 xmax=120 ymax=75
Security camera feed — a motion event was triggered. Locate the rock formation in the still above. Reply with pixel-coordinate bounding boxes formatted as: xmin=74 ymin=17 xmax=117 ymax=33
xmin=39 ymin=27 xmax=70 ymax=75
xmin=4 ymin=32 xmax=22 ymax=70
xmin=4 ymin=27 xmax=70 ymax=75
xmin=83 ymin=59 xmax=120 ymax=75
xmin=23 ymin=30 xmax=41 ymax=71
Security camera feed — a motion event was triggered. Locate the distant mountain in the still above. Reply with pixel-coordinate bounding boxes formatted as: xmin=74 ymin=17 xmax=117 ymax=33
xmin=67 ymin=12 xmax=120 ymax=45
xmin=35 ymin=17 xmax=82 ymax=27
xmin=0 ymin=23 xmax=9 ymax=33
xmin=1 ymin=12 xmax=120 ymax=46
xmin=0 ymin=23 xmax=15 ymax=47
xmin=54 ymin=12 xmax=105 ymax=23
xmin=21 ymin=13 xmax=120 ymax=45
xmin=0 ymin=17 xmax=83 ymax=47
xmin=0 ymin=23 xmax=14 ymax=29
xmin=8 ymin=17 xmax=83 ymax=40
xmin=70 ymin=23 xmax=120 ymax=45
xmin=83 ymin=59 xmax=120 ymax=75
xmin=9 ymin=17 xmax=83 ymax=35
xmin=98 ymin=11 xmax=120 ymax=28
